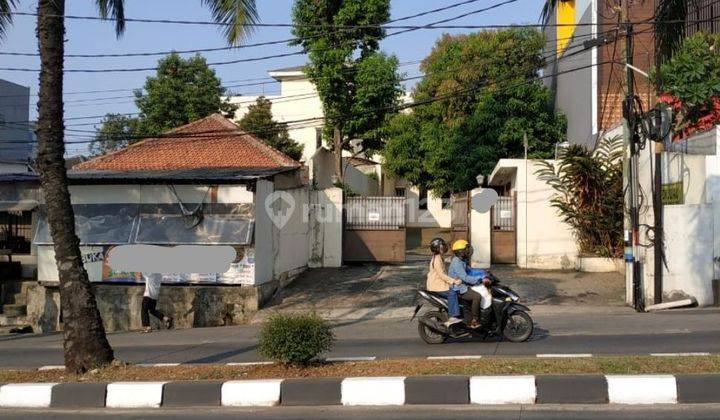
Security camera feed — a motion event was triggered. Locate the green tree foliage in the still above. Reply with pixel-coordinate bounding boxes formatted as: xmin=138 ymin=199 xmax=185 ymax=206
xmin=135 ymin=53 xmax=238 ymax=135
xmin=238 ymin=97 xmax=304 ymax=161
xmin=291 ymin=0 xmax=402 ymax=176
xmin=89 ymin=114 xmax=139 ymax=156
xmin=91 ymin=53 xmax=238 ymax=154
xmin=382 ymin=29 xmax=567 ymax=195
xmin=652 ymin=33 xmax=720 ymax=129
xmin=535 ymin=137 xmax=624 ymax=258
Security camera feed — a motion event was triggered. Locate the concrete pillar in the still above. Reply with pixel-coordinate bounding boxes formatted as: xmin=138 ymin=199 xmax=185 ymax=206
xmin=469 ymin=188 xmax=491 ymax=268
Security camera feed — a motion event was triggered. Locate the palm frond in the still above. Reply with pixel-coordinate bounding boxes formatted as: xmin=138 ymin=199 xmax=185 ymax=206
xmin=201 ymin=0 xmax=259 ymax=46
xmin=0 ymin=0 xmax=19 ymax=41
xmin=95 ymin=0 xmax=125 ymax=36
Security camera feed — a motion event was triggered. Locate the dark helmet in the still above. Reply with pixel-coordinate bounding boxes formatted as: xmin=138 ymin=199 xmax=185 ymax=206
xmin=429 ymin=237 xmax=448 ymax=254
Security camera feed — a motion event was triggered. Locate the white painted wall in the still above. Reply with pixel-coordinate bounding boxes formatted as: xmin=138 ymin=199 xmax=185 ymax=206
xmin=404 ymin=186 xmax=451 ymax=228
xmin=490 ymin=159 xmax=578 ymax=270
xmin=636 ymin=128 xmax=720 ymax=306
xmin=515 ymin=160 xmax=576 ymax=269
xmin=253 ymin=179 xmax=275 ymax=285
xmin=310 ymin=148 xmax=379 ymax=196
xmin=273 ymin=186 xmax=310 ymax=278
xmin=657 ymin=204 xmax=715 ymax=305
xmin=470 ymin=188 xmax=491 ymax=268
xmin=308 ymin=188 xmax=342 ymax=268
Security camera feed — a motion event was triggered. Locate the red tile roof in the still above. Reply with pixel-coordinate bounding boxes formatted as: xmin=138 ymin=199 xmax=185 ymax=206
xmin=73 ymin=114 xmax=300 ymax=172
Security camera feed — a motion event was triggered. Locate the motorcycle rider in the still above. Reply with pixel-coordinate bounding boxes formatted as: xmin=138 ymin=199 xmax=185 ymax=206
xmin=426 ymin=237 xmax=463 ymax=326
xmin=449 ymin=240 xmax=491 ymax=329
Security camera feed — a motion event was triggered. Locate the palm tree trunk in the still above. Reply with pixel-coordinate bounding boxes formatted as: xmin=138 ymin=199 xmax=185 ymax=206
xmin=36 ymin=0 xmax=114 ymax=374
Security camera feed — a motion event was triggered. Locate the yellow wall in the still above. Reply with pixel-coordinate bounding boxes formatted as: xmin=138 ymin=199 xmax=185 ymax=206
xmin=556 ymin=0 xmax=576 ymax=55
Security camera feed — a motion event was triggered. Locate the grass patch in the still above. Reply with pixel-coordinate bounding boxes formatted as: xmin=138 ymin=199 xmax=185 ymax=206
xmin=2 ymin=355 xmax=719 ymax=383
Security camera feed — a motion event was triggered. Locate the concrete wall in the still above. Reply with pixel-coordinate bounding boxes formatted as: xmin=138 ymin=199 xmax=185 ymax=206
xmin=404 ymin=186 xmax=451 ymax=228
xmin=308 ymin=187 xmax=342 ymax=268
xmin=310 ymin=148 xmax=379 ymax=196
xmin=636 ymin=129 xmax=720 ymax=306
xmin=253 ymin=179 xmax=276 ymax=286
xmin=514 ymin=160 xmax=578 ymax=269
xmin=654 ymin=204 xmax=716 ymax=306
xmin=490 ymin=159 xmax=578 ymax=270
xmin=26 ymin=282 xmax=264 ymax=333
xmin=469 ymin=188 xmax=491 ymax=268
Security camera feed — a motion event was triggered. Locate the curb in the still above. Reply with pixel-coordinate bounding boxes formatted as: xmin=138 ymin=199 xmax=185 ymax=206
xmin=1 ymin=374 xmax=720 ymax=408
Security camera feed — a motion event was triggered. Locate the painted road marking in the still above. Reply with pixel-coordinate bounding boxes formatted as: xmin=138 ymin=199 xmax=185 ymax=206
xmin=650 ymin=352 xmax=711 ymax=357
xmin=536 ymin=354 xmax=593 ymax=358
xmin=326 ymin=357 xmax=377 ymax=362
xmin=37 ymin=365 xmax=64 ymax=371
xmin=427 ymin=355 xmax=483 ymax=360
xmin=226 ymin=361 xmax=274 ymax=366
xmin=137 ymin=363 xmax=181 ymax=368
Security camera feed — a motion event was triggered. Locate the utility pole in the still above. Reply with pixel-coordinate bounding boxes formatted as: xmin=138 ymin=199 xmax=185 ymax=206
xmin=621 ymin=0 xmax=644 ymax=312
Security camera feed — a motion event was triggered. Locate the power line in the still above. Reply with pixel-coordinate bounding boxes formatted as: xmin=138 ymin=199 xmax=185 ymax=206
xmin=0 ymin=0 xmax=502 ymax=60
xmin=0 ymin=1 xmax=521 ymax=73
xmin=0 ymin=26 xmax=624 ymax=129
xmin=0 ymin=58 xmax=614 ymax=150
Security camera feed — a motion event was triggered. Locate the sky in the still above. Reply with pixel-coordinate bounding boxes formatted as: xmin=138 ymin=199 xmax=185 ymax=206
xmin=0 ymin=0 xmax=544 ymax=156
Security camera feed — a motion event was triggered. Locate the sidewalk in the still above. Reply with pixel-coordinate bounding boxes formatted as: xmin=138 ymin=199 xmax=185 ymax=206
xmin=253 ymin=258 xmax=627 ymax=323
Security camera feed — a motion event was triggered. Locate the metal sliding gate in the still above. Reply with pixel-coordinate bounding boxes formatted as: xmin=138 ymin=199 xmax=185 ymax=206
xmin=491 ymin=195 xmax=517 ymax=264
xmin=343 ymin=197 xmax=406 ymax=263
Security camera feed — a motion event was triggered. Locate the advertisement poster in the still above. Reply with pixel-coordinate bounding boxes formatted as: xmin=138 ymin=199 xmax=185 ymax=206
xmin=218 ymin=247 xmax=255 ymax=285
xmin=94 ymin=245 xmax=255 ymax=285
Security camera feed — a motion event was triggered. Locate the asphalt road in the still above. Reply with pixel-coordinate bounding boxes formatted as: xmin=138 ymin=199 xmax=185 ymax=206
xmin=2 ymin=405 xmax=720 ymax=419
xmin=1 ymin=309 xmax=720 ymax=368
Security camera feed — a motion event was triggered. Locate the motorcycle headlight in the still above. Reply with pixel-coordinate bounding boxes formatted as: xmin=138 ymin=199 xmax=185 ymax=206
xmin=512 ymin=295 xmax=519 ymax=302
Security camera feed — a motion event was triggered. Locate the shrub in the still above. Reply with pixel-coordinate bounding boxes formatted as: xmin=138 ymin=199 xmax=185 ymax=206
xmin=257 ymin=313 xmax=335 ymax=365
xmin=652 ymin=33 xmax=720 ymax=135
xmin=535 ymin=136 xmax=623 ymax=258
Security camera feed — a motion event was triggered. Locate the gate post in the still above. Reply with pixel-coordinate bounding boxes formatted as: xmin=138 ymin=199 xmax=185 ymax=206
xmin=469 ymin=188 xmax=491 ymax=268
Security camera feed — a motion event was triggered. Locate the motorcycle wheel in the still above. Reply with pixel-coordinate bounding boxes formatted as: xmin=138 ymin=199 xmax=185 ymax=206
xmin=418 ymin=310 xmax=448 ymax=344
xmin=502 ymin=311 xmax=534 ymax=343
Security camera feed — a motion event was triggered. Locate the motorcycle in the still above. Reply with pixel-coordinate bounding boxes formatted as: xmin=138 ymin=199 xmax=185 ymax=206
xmin=412 ymin=271 xmax=534 ymax=344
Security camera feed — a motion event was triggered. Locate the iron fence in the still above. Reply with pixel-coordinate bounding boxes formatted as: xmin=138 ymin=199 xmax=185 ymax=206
xmin=345 ymin=197 xmax=406 ymax=230
xmin=492 ymin=196 xmax=515 ymax=232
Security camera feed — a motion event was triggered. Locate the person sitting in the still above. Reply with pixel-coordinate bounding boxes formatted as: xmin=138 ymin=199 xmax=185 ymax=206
xmin=448 ymin=240 xmax=487 ymax=329
xmin=426 ymin=237 xmax=463 ymax=326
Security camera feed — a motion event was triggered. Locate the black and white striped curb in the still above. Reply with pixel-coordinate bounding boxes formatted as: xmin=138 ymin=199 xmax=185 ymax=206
xmin=1 ymin=375 xmax=720 ymax=408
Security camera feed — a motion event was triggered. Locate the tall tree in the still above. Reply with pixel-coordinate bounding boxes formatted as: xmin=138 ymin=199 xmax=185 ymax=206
xmin=0 ymin=0 xmax=258 ymax=374
xmin=91 ymin=53 xmax=237 ymax=154
xmin=382 ymin=29 xmax=567 ymax=196
xmin=238 ymin=97 xmax=304 ymax=161
xmin=90 ymin=114 xmax=139 ymax=156
xmin=135 ymin=53 xmax=238 ymax=135
xmin=291 ymin=0 xmax=402 ymax=180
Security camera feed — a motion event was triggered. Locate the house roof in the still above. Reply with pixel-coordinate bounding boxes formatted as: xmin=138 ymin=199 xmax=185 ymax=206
xmin=73 ymin=114 xmax=301 ymax=174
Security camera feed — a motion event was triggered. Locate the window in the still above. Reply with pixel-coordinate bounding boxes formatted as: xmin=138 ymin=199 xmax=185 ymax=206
xmin=418 ymin=188 xmax=428 ymax=210
xmin=0 ymin=211 xmax=33 ymax=254
xmin=394 ymin=187 xmax=406 ymax=198
xmin=134 ymin=215 xmax=253 ymax=245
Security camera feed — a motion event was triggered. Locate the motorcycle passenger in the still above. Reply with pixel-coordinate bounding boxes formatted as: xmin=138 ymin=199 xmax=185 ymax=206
xmin=448 ymin=240 xmax=486 ymax=329
xmin=426 ymin=237 xmax=463 ymax=326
